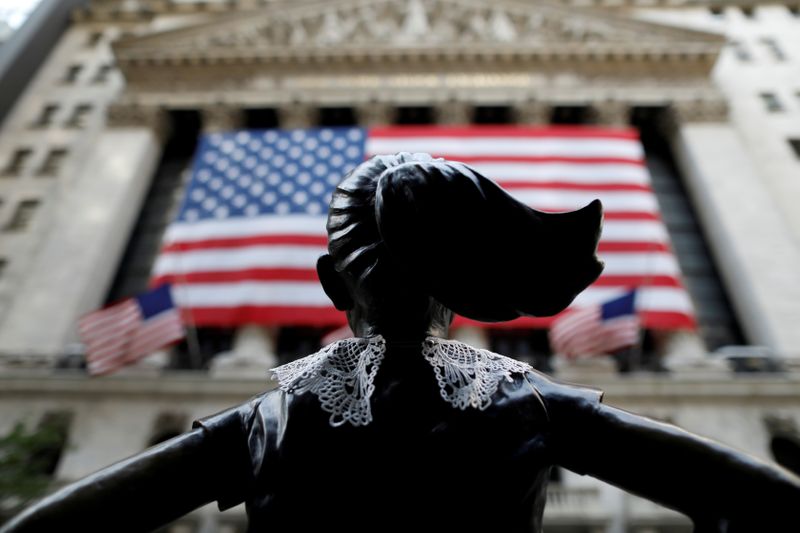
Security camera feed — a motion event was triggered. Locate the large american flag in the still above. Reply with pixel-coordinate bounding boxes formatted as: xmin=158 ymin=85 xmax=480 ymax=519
xmin=151 ymin=126 xmax=695 ymax=330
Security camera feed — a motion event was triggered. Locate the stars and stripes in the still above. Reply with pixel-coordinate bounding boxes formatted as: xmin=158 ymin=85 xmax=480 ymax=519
xmin=78 ymin=285 xmax=185 ymax=375
xmin=151 ymin=125 xmax=695 ymax=330
xmin=549 ymin=290 xmax=641 ymax=357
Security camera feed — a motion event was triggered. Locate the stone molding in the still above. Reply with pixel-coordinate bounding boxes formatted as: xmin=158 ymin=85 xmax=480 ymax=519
xmin=106 ymin=101 xmax=170 ymax=138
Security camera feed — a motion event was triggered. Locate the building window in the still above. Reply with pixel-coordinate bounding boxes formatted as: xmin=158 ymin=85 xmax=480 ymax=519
xmin=473 ymin=106 xmax=513 ymax=124
xmin=37 ymin=148 xmax=68 ymax=176
xmin=394 ymin=106 xmax=436 ymax=125
xmin=65 ymin=104 xmax=92 ymax=129
xmin=319 ymin=107 xmax=357 ymax=126
xmin=0 ymin=258 xmax=7 ymax=278
xmin=709 ymin=6 xmax=724 ymax=17
xmin=92 ymin=64 xmax=114 ymax=84
xmin=741 ymin=6 xmax=756 ymax=18
xmin=761 ymin=38 xmax=787 ymax=61
xmin=760 ymin=92 xmax=784 ymax=112
xmin=729 ymin=40 xmax=751 ymax=62
xmin=62 ymin=64 xmax=82 ymax=84
xmin=550 ymin=105 xmax=590 ymax=125
xmin=32 ymin=104 xmax=59 ymax=128
xmin=2 ymin=148 xmax=33 ymax=176
xmin=789 ymin=139 xmax=800 ymax=159
xmin=5 ymin=200 xmax=40 ymax=232
xmin=788 ymin=6 xmax=800 ymax=17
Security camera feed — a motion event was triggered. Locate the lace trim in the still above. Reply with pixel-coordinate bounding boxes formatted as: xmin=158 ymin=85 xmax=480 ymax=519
xmin=270 ymin=336 xmax=386 ymax=427
xmin=421 ymin=337 xmax=533 ymax=411
xmin=270 ymin=336 xmax=532 ymax=427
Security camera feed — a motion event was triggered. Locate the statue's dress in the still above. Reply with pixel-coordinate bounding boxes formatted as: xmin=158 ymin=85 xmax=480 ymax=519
xmin=193 ymin=338 xmax=602 ymax=533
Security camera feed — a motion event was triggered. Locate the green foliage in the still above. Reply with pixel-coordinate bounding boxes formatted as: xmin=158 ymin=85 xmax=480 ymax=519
xmin=0 ymin=421 xmax=64 ymax=523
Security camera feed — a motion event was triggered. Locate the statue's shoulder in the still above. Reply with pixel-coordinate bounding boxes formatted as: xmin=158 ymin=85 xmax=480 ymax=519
xmin=522 ymin=368 xmax=605 ymax=421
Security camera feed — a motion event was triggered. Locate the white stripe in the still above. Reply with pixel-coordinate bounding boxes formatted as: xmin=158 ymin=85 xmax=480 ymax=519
xmin=573 ymin=287 xmax=694 ymax=314
xmin=366 ymin=137 xmax=644 ymax=160
xmin=469 ymin=162 xmax=649 ymax=185
xmin=153 ymin=245 xmax=327 ymax=276
xmin=173 ymin=282 xmax=329 ymax=307
xmin=164 ymin=215 xmax=326 ymax=243
xmin=600 ymin=221 xmax=668 ymax=243
xmin=598 ymin=252 xmax=680 ymax=276
xmin=509 ymin=190 xmax=658 ymax=213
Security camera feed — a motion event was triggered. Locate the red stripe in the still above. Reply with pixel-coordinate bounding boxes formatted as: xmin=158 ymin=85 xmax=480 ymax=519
xmin=369 ymin=125 xmax=640 ymax=140
xmin=151 ymin=268 xmax=320 ymax=286
xmin=599 ymin=212 xmax=661 ymax=221
xmin=437 ymin=155 xmax=645 ymax=166
xmin=597 ymin=242 xmax=670 ymax=253
xmin=161 ymin=234 xmax=327 ymax=253
xmin=499 ymin=182 xmax=651 ymax=192
xmin=455 ymin=311 xmax=696 ymax=330
xmin=591 ymin=275 xmax=683 ymax=288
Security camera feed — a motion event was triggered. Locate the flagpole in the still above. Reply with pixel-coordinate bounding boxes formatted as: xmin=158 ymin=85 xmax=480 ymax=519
xmin=176 ymin=242 xmax=203 ymax=371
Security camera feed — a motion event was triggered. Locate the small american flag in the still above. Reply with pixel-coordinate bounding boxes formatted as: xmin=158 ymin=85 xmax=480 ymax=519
xmin=152 ymin=126 xmax=694 ymax=330
xmin=78 ymin=284 xmax=185 ymax=375
xmin=548 ymin=290 xmax=640 ymax=357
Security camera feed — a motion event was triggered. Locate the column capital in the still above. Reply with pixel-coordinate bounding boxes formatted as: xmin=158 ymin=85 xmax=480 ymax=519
xmin=589 ymin=100 xmax=630 ymax=127
xmin=278 ymin=102 xmax=316 ymax=129
xmin=357 ymin=101 xmax=394 ymax=127
xmin=513 ymin=100 xmax=549 ymax=125
xmin=200 ymin=104 xmax=244 ymax=133
xmin=436 ymin=99 xmax=471 ymax=125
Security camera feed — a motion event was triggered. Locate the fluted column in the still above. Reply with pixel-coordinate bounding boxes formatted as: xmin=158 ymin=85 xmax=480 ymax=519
xmin=279 ymin=101 xmax=316 ymax=128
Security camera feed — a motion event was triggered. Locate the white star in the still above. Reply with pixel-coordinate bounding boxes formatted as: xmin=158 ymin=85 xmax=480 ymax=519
xmin=289 ymin=146 xmax=303 ymax=159
xmin=190 ymin=189 xmax=205 ymax=201
xmin=208 ymin=134 xmax=223 ymax=146
xmin=250 ymin=182 xmax=265 ymax=196
xmin=239 ymin=175 xmax=253 ymax=188
xmin=209 ymin=178 xmax=223 ymax=190
xmin=244 ymin=156 xmax=257 ymax=169
xmin=260 ymin=147 xmax=274 ymax=160
xmin=221 ymin=186 xmax=235 ymax=199
xmin=197 ymin=169 xmax=211 ymax=182
xmin=221 ymin=140 xmax=236 ymax=154
xmin=347 ymin=129 xmax=363 ymax=142
xmin=298 ymin=172 xmax=312 ymax=186
xmin=306 ymin=202 xmax=322 ymax=215
xmin=291 ymin=130 xmax=306 ymax=142
xmin=233 ymin=194 xmax=247 ymax=208
xmin=215 ymin=206 xmax=229 ymax=219
xmin=285 ymin=163 xmax=298 ymax=177
xmin=276 ymin=138 xmax=290 ymax=151
xmin=318 ymin=146 xmax=331 ymax=158
xmin=313 ymin=163 xmax=328 ymax=177
xmin=268 ymin=173 xmax=281 ymax=186
xmin=346 ymin=146 xmax=360 ymax=159
xmin=184 ymin=209 xmax=199 ymax=221
xmin=255 ymin=165 xmax=268 ymax=177
xmin=293 ymin=191 xmax=308 ymax=205
xmin=214 ymin=159 xmax=229 ymax=172
xmin=276 ymin=202 xmax=290 ymax=214
xmin=245 ymin=204 xmax=259 ymax=217
xmin=301 ymin=155 xmax=314 ymax=167
xmin=236 ymin=131 xmax=251 ymax=144
xmin=273 ymin=154 xmax=286 ymax=168
xmin=203 ymin=197 xmax=218 ymax=210
xmin=320 ymin=129 xmax=334 ymax=142
xmin=303 ymin=137 xmax=319 ymax=150
xmin=264 ymin=131 xmax=278 ymax=143
xmin=331 ymin=154 xmax=344 ymax=167
xmin=248 ymin=139 xmax=262 ymax=151
xmin=232 ymin=149 xmax=246 ymax=162
xmin=263 ymin=192 xmax=277 ymax=205
xmin=310 ymin=182 xmax=325 ymax=195
xmin=203 ymin=152 xmax=218 ymax=164
xmin=332 ymin=137 xmax=346 ymax=150
xmin=327 ymin=174 xmax=340 ymax=186
xmin=279 ymin=181 xmax=294 ymax=195
xmin=226 ymin=166 xmax=241 ymax=179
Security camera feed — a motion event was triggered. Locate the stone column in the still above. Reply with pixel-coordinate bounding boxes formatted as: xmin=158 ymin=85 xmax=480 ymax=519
xmin=451 ymin=326 xmax=489 ymax=350
xmin=200 ymin=104 xmax=243 ymax=133
xmin=278 ymin=101 xmax=316 ymax=128
xmin=668 ymin=100 xmax=800 ymax=359
xmin=211 ymin=325 xmax=279 ymax=377
xmin=513 ymin=99 xmax=549 ymax=125
xmin=589 ymin=100 xmax=630 ymax=127
xmin=0 ymin=104 xmax=167 ymax=362
xmin=436 ymin=99 xmax=471 ymax=125
xmin=357 ymin=100 xmax=394 ymax=127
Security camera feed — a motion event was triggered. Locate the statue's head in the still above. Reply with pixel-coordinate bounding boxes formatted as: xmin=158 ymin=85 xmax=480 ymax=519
xmin=317 ymin=153 xmax=604 ymax=339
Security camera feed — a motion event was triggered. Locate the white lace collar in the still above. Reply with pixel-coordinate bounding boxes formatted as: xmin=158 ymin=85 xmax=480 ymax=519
xmin=270 ymin=336 xmax=532 ymax=428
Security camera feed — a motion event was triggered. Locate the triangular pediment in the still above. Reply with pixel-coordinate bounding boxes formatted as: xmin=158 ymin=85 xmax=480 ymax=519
xmin=114 ymin=0 xmax=723 ymax=63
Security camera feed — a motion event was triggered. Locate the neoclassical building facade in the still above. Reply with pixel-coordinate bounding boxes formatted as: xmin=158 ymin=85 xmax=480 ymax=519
xmin=1 ymin=1 xmax=800 ymax=531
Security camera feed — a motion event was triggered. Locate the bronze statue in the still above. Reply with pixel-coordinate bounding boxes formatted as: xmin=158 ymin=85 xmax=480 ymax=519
xmin=3 ymin=153 xmax=799 ymax=532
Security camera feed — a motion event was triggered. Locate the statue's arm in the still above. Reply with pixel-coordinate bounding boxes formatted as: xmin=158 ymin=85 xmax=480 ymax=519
xmin=553 ymin=401 xmax=800 ymax=530
xmin=1 ymin=401 xmax=255 ymax=533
